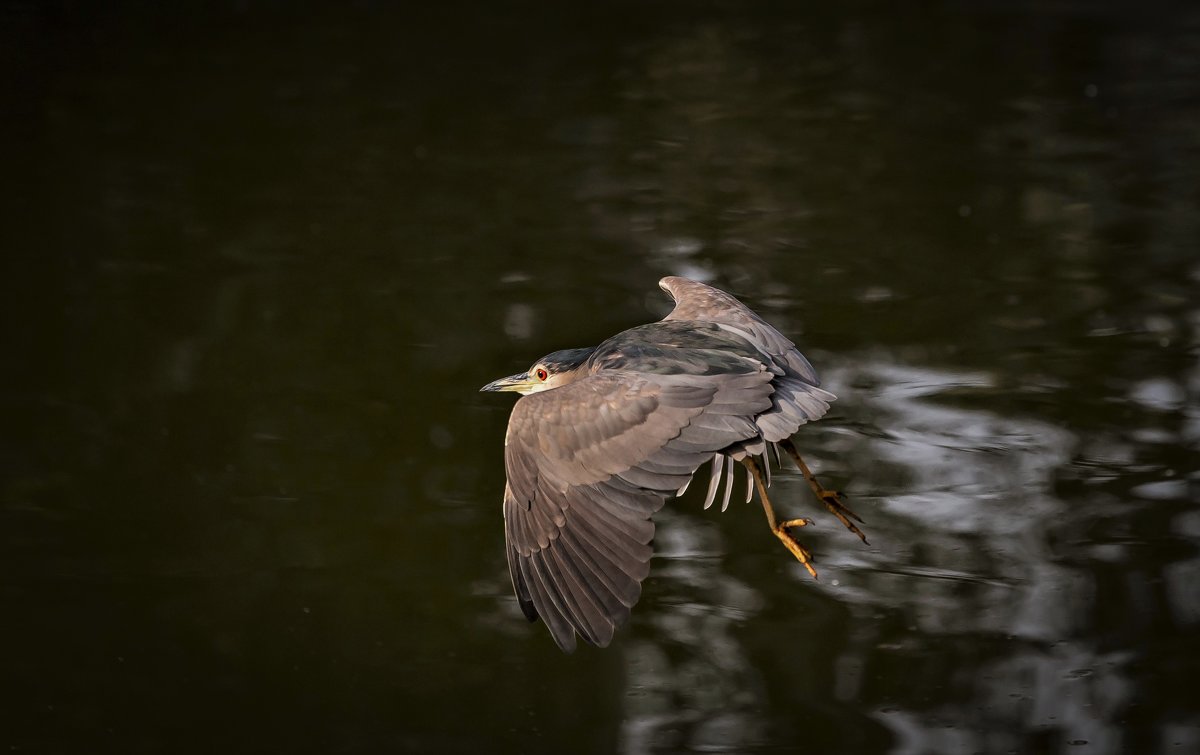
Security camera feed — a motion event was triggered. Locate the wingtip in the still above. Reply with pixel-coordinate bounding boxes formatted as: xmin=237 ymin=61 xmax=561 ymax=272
xmin=553 ymin=631 xmax=579 ymax=654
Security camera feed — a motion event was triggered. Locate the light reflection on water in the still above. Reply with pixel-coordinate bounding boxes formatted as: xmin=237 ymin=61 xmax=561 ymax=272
xmin=585 ymin=355 xmax=1151 ymax=754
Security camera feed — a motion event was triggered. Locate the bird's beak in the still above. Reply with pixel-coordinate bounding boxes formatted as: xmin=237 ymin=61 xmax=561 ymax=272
xmin=480 ymin=372 xmax=534 ymax=393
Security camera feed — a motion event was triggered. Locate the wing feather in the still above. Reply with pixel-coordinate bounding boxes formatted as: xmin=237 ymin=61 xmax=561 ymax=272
xmin=502 ymin=369 xmax=772 ymax=650
xmin=556 ymin=527 xmax=641 ymax=608
xmin=504 ymin=515 xmax=536 ymax=621
xmin=564 ymin=499 xmax=652 ymax=576
xmin=571 ymin=487 xmax=655 ymax=546
xmin=659 ymin=276 xmax=824 ymax=386
xmin=544 ymin=545 xmax=615 ymax=646
xmin=521 ymin=550 xmax=576 ymax=651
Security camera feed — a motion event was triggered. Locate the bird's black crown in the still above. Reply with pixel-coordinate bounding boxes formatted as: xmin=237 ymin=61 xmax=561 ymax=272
xmin=536 ymin=347 xmax=596 ymax=374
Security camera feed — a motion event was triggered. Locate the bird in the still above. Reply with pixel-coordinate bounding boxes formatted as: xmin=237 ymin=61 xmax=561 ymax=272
xmin=480 ymin=276 xmax=866 ymax=651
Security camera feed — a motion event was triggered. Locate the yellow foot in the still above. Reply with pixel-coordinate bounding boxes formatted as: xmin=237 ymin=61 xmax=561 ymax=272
xmin=773 ymin=524 xmax=818 ymax=579
xmin=779 ymin=517 xmax=814 ymax=530
xmin=779 ymin=439 xmax=870 ymax=547
xmin=817 ymin=489 xmax=869 ymax=545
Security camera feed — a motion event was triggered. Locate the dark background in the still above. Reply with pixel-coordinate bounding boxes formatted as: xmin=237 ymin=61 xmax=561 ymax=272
xmin=2 ymin=1 xmax=1198 ymax=753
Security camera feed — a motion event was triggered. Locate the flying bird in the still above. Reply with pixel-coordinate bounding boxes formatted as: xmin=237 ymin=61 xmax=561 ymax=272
xmin=481 ymin=277 xmax=866 ymax=651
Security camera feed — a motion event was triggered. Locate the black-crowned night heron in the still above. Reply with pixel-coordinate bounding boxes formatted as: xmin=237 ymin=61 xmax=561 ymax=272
xmin=481 ymin=277 xmax=866 ymax=651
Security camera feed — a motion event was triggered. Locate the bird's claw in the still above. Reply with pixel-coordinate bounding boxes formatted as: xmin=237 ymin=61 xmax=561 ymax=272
xmin=773 ymin=526 xmax=819 ymax=579
xmin=817 ymin=488 xmax=869 ymax=545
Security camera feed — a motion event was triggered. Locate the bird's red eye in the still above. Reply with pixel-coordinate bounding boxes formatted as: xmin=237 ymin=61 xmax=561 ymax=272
xmin=535 ymin=368 xmax=548 ymax=381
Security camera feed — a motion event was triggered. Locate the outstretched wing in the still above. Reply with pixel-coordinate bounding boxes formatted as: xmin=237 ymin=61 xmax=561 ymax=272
xmin=503 ymin=369 xmax=773 ymax=651
xmin=659 ymin=276 xmax=836 ymax=440
xmin=659 ymin=276 xmax=822 ymax=386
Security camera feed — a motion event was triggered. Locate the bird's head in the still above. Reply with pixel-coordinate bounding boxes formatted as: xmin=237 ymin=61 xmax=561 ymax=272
xmin=480 ymin=347 xmax=595 ymax=395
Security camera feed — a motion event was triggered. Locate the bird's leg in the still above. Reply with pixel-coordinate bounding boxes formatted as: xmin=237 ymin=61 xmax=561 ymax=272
xmin=743 ymin=456 xmax=818 ymax=579
xmin=779 ymin=439 xmax=868 ymax=545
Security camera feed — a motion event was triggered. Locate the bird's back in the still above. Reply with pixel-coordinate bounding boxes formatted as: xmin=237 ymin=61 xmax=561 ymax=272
xmin=658 ymin=276 xmax=822 ymax=385
xmin=586 ymin=320 xmax=770 ymax=377
xmin=584 ymin=278 xmax=835 ymax=449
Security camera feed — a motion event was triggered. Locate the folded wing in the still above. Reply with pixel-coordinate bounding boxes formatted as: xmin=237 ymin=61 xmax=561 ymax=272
xmin=659 ymin=276 xmax=836 ymax=442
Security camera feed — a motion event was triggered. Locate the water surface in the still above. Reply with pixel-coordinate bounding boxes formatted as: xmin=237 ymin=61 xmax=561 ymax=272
xmin=3 ymin=2 xmax=1198 ymax=753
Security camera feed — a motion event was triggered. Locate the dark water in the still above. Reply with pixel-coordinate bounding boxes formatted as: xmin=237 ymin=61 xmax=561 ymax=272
xmin=3 ymin=2 xmax=1199 ymax=753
